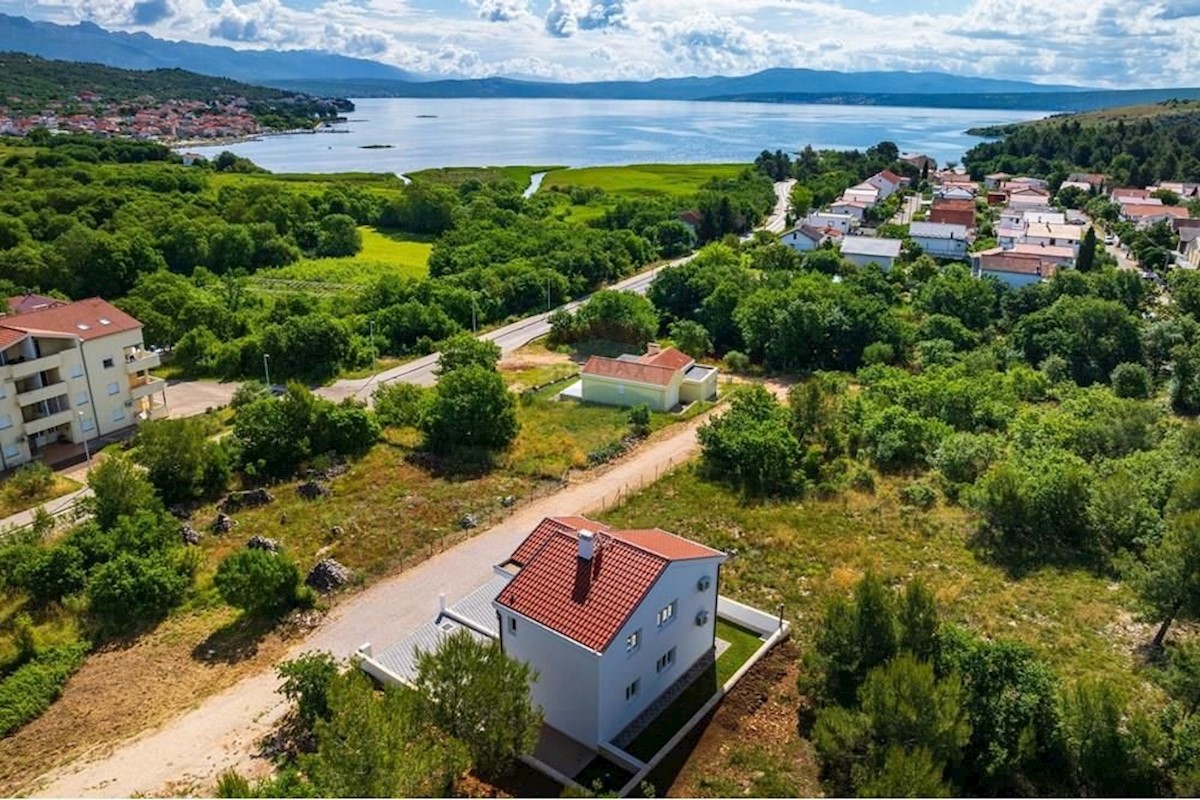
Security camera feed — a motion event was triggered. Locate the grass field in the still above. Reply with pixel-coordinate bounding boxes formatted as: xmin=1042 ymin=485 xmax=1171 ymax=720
xmin=251 ymin=227 xmax=432 ymax=291
xmin=406 ymin=165 xmax=562 ymax=188
xmin=540 ymin=163 xmax=747 ymax=199
xmin=207 ymin=171 xmax=404 ymax=196
xmin=598 ymin=466 xmax=1153 ymax=695
xmin=0 ymin=474 xmax=82 ymax=521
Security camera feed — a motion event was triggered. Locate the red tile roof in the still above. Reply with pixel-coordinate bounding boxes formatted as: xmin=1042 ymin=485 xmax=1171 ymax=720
xmin=497 ymin=516 xmax=724 ymax=651
xmin=877 ymin=170 xmax=903 ymax=186
xmin=2 ymin=298 xmax=141 ymax=342
xmin=0 ymin=327 xmax=28 ymax=351
xmin=1123 ymin=204 xmax=1191 ymax=219
xmin=582 ymin=355 xmax=679 ymax=387
xmin=979 ymin=253 xmax=1055 ymax=277
xmin=642 ymin=347 xmax=693 ymax=371
xmin=6 ymin=294 xmax=64 ymax=315
xmin=497 ymin=530 xmax=668 ymax=652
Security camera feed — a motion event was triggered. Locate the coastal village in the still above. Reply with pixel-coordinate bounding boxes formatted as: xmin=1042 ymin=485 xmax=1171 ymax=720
xmin=0 ymin=94 xmax=267 ymax=140
xmin=778 ymin=151 xmax=1199 ymax=286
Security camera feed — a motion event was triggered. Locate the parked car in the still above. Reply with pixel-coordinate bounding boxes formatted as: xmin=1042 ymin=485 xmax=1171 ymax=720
xmin=1104 ymin=234 xmax=1116 ymax=245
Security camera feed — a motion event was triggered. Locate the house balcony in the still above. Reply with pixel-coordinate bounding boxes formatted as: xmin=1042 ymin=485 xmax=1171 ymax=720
xmin=24 ymin=408 xmax=74 ymax=437
xmin=129 ymin=375 xmax=166 ymax=401
xmin=125 ymin=349 xmax=161 ymax=373
xmin=136 ymin=402 xmax=169 ymax=423
xmin=15 ymin=382 xmax=68 ymax=408
xmin=10 ymin=353 xmax=62 ymax=381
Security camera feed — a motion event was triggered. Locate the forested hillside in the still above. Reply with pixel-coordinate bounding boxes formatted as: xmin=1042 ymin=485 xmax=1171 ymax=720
xmin=964 ymin=100 xmax=1200 ymax=185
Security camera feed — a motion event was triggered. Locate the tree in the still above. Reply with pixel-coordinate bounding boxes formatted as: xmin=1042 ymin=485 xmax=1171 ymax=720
xmin=858 ymin=746 xmax=951 ymax=798
xmin=87 ymin=552 xmax=190 ymax=625
xmin=789 ymin=184 xmax=814 ymax=217
xmin=413 ymin=629 xmax=542 ymax=777
xmin=304 ymin=671 xmax=469 ymax=797
xmin=668 ymin=319 xmax=712 ymax=358
xmin=1133 ymin=511 xmax=1200 ymax=648
xmin=554 ymin=290 xmax=658 ymax=348
xmin=421 ymin=365 xmax=519 ymax=454
xmin=1111 ymin=362 xmax=1152 ymax=400
xmin=1013 ymin=295 xmax=1142 ymax=386
xmin=315 ymin=214 xmax=361 ymax=257
xmin=1062 ymin=680 xmax=1163 ymax=796
xmin=1076 ymin=226 xmax=1098 ymax=273
xmin=278 ymin=652 xmax=339 ymax=728
xmin=808 ymin=572 xmax=899 ymax=707
xmin=233 ymin=388 xmax=314 ymax=478
xmin=372 ymin=382 xmax=428 ymax=428
xmin=435 ymin=333 xmax=501 ymax=376
xmin=133 ymin=418 xmax=230 ymax=506
xmin=697 ymin=384 xmax=800 ymax=496
xmin=859 ymin=653 xmax=970 ymax=771
xmin=214 ymin=548 xmax=303 ymax=616
xmin=627 ymin=403 xmax=651 ymax=437
xmin=311 ymin=400 xmax=380 ymax=458
xmin=87 ymin=453 xmax=159 ymax=530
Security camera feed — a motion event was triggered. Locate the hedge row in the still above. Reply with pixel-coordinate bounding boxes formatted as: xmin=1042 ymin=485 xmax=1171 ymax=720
xmin=0 ymin=640 xmax=90 ymax=736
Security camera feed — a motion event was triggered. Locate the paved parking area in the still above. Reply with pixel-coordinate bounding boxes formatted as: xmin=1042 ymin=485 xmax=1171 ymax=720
xmin=164 ymin=379 xmax=242 ymax=418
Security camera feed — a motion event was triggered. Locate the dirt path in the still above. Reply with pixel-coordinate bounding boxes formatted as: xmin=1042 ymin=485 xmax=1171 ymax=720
xmin=27 ymin=407 xmax=719 ymax=798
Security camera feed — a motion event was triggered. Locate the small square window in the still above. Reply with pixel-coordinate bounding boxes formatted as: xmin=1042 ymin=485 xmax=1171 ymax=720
xmin=76 ymin=392 xmax=89 ymax=406
xmin=508 ymin=617 xmax=517 ymax=634
xmin=102 ymin=357 xmax=114 ymax=369
xmin=106 ymin=381 xmax=119 ymax=396
xmin=626 ymin=629 xmax=641 ymax=653
xmin=69 ymin=363 xmax=84 ymax=379
xmin=656 ymin=601 xmax=677 ymax=627
xmin=2 ymin=442 xmax=17 ymax=459
xmin=113 ymin=408 xmax=125 ymax=422
xmin=656 ymin=647 xmax=676 ymax=673
xmin=0 ymin=414 xmax=10 ymax=430
xmin=81 ymin=417 xmax=95 ymax=432
xmin=625 ymin=679 xmax=639 ymax=701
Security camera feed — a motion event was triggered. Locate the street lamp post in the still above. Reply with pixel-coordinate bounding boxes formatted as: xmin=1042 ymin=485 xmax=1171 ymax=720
xmin=78 ymin=411 xmax=90 ymax=463
xmin=263 ymin=353 xmax=271 ymax=388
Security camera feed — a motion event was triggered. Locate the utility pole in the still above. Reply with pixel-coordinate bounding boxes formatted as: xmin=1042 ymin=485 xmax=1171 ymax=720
xmin=263 ymin=353 xmax=271 ymax=388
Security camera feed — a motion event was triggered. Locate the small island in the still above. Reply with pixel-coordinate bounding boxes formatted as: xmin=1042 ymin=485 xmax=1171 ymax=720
xmin=359 ymin=144 xmax=394 ymax=149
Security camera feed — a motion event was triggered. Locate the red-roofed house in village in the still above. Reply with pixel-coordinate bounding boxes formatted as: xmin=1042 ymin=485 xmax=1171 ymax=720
xmin=0 ymin=297 xmax=165 ymax=469
xmin=575 ymin=344 xmax=718 ymax=412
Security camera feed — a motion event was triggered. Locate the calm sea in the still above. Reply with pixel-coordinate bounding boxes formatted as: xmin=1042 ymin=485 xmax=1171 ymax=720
xmin=184 ymin=97 xmax=1048 ymax=176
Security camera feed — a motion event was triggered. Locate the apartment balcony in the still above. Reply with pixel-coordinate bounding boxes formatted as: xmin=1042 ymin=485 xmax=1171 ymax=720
xmin=10 ymin=353 xmax=62 ymax=381
xmin=130 ymin=374 xmax=166 ymax=401
xmin=15 ymin=382 xmax=68 ymax=408
xmin=24 ymin=408 xmax=74 ymax=437
xmin=125 ymin=349 xmax=161 ymax=373
xmin=136 ymin=402 xmax=169 ymax=423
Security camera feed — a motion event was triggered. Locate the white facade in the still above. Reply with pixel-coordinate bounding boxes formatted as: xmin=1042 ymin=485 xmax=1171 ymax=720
xmin=840 ymin=237 xmax=902 ymax=270
xmin=908 ymin=222 xmax=969 ymax=260
xmin=806 ymin=211 xmax=855 ymax=234
xmin=843 ymin=185 xmax=880 ymax=206
xmin=830 ymin=201 xmax=868 ymax=222
xmin=864 ymin=173 xmax=900 ymax=199
xmin=780 ymin=226 xmax=824 ymax=252
xmin=978 ymin=267 xmax=1044 ymax=288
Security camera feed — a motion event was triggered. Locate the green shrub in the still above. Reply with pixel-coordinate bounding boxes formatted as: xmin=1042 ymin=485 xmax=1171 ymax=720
xmin=372 ymin=382 xmax=427 ymax=428
xmin=86 ymin=553 xmax=190 ymax=625
xmin=1111 ymin=362 xmax=1152 ymax=400
xmin=0 ymin=640 xmax=90 ymax=736
xmin=899 ymin=481 xmax=938 ymax=511
xmin=628 ymin=404 xmax=651 ymax=437
xmin=215 ymin=549 xmax=303 ymax=616
xmin=5 ymin=461 xmax=54 ymax=500
xmin=723 ymin=350 xmax=750 ymax=373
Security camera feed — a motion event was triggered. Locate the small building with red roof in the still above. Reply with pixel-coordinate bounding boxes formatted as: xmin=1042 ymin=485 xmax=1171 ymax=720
xmin=493 ymin=515 xmax=725 ymax=749
xmin=577 ymin=344 xmax=717 ymax=412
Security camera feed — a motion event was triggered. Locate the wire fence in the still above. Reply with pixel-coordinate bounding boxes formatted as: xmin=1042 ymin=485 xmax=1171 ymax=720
xmin=0 ymin=494 xmax=90 ymax=542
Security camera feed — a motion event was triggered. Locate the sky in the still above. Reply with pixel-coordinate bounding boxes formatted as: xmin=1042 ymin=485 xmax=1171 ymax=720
xmin=5 ymin=0 xmax=1200 ymax=87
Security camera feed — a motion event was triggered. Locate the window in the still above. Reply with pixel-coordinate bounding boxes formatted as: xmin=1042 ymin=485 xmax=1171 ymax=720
xmin=69 ymin=362 xmax=84 ymax=379
xmin=508 ymin=617 xmax=517 ymax=634
xmin=106 ymin=381 xmax=119 ymax=396
xmin=626 ymin=629 xmax=641 ymax=652
xmin=656 ymin=601 xmax=677 ymax=627
xmin=113 ymin=408 xmax=125 ymax=422
xmin=2 ymin=442 xmax=17 ymax=459
xmin=656 ymin=647 xmax=676 ymax=673
xmin=76 ymin=392 xmax=89 ymax=407
xmin=0 ymin=414 xmax=9 ymax=430
xmin=81 ymin=416 xmax=95 ymax=432
xmin=102 ymin=357 xmax=114 ymax=369
xmin=0 ymin=384 xmax=5 ymax=399
xmin=624 ymin=679 xmax=639 ymax=701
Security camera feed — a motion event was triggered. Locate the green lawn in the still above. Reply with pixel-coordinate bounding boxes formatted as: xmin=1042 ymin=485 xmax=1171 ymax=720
xmin=597 ymin=466 xmax=1153 ymax=697
xmin=207 ymin=171 xmax=403 ymax=196
xmin=540 ymin=163 xmax=747 ymax=199
xmin=406 ymin=165 xmax=562 ymax=188
xmin=715 ymin=620 xmax=764 ymax=685
xmin=250 ymin=226 xmax=432 ymax=291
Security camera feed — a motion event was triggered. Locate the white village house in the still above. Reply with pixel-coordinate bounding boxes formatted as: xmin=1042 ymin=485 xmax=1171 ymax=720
xmin=908 ymin=221 xmax=969 ymax=260
xmin=840 ymin=236 xmax=902 ymax=271
xmin=806 ymin=211 xmax=856 ymax=234
xmin=574 ymin=344 xmax=718 ymax=412
xmin=780 ymin=224 xmax=831 ymax=252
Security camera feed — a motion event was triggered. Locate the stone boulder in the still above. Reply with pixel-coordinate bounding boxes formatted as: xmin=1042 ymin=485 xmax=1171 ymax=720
xmin=297 ymin=481 xmax=330 ymax=501
xmin=180 ymin=524 xmax=201 ymax=546
xmin=306 ymin=559 xmax=352 ymax=593
xmin=460 ymin=513 xmax=479 ymax=530
xmin=219 ymin=488 xmax=275 ymax=513
xmin=211 ymin=512 xmax=238 ymax=534
xmin=246 ymin=535 xmax=279 ymax=553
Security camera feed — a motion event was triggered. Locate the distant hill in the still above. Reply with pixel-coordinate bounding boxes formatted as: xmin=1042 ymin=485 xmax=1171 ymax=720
xmin=269 ymin=68 xmax=1081 ymax=101
xmin=701 ymin=88 xmax=1200 ymax=113
xmin=0 ymin=13 xmax=416 ymax=84
xmin=0 ymin=53 xmax=350 ymax=122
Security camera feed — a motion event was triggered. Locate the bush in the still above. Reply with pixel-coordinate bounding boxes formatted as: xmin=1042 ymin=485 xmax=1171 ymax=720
xmin=421 ymin=365 xmax=519 ymax=454
xmin=230 ymin=380 xmax=270 ymax=409
xmin=899 ymin=481 xmax=937 ymax=510
xmin=214 ymin=548 xmax=303 ymax=616
xmin=723 ymin=350 xmax=750 ymax=373
xmin=87 ymin=553 xmax=191 ymax=625
xmin=0 ymin=640 xmax=90 ymax=736
xmin=278 ymin=651 xmax=339 ymax=728
xmin=372 ymin=382 xmax=428 ymax=428
xmin=863 ymin=342 xmax=896 ymax=366
xmin=1111 ymin=362 xmax=1152 ymax=400
xmin=6 ymin=462 xmax=54 ymax=500
xmin=628 ymin=404 xmax=651 ymax=437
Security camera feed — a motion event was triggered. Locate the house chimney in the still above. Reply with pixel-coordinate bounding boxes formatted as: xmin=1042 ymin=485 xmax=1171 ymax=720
xmin=646 ymin=342 xmax=661 ymax=356
xmin=578 ymin=530 xmax=595 ymax=560
xmin=438 ymin=592 xmax=446 ymax=613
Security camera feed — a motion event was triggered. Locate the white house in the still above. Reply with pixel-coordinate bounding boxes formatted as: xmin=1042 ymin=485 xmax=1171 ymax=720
xmin=843 ymin=184 xmax=881 ymax=207
xmin=1178 ymin=238 xmax=1200 ymax=270
xmin=780 ymin=224 xmax=828 ymax=252
xmin=493 ymin=517 xmax=726 ymax=749
xmin=578 ymin=345 xmax=717 ymax=412
xmin=0 ymin=297 xmax=167 ymax=470
xmin=1006 ymin=187 xmax=1052 ymax=211
xmin=934 ymin=185 xmax=975 ymax=201
xmin=908 ymin=222 xmax=969 ymax=260
xmin=1023 ymin=222 xmax=1084 ymax=253
xmin=806 ymin=211 xmax=856 ymax=234
xmin=864 ymin=170 xmax=905 ymax=199
xmin=840 ymin=236 xmax=903 ymax=270
xmin=830 ymin=199 xmax=870 ymax=222
xmin=972 ymin=251 xmax=1056 ymax=288
xmin=1023 ymin=211 xmax=1067 ymax=225
xmin=1121 ymin=204 xmax=1191 ymax=229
